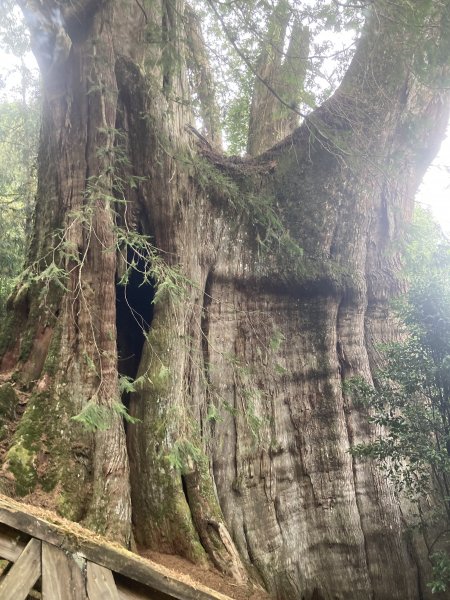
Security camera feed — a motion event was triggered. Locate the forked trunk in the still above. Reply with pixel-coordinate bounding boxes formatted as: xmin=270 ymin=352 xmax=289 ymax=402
xmin=1 ymin=1 xmax=450 ymax=598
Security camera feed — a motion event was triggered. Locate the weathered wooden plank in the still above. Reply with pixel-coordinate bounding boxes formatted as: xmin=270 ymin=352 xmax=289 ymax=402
xmin=87 ymin=561 xmax=121 ymax=600
xmin=42 ymin=541 xmax=87 ymax=600
xmin=0 ymin=537 xmax=41 ymax=600
xmin=0 ymin=523 xmax=26 ymax=561
xmin=80 ymin=547 xmax=231 ymax=600
xmin=0 ymin=502 xmax=63 ymax=548
xmin=0 ymin=498 xmax=232 ymax=600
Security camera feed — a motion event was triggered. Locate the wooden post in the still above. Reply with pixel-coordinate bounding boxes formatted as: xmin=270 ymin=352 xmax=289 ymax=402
xmin=0 ymin=523 xmax=26 ymax=562
xmin=87 ymin=560 xmax=121 ymax=600
xmin=42 ymin=541 xmax=87 ymax=599
xmin=0 ymin=537 xmax=41 ymax=600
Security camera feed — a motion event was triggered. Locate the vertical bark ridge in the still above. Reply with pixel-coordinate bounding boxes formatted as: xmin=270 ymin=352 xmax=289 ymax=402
xmin=337 ymin=294 xmax=419 ymax=598
xmin=2 ymin=0 xmax=450 ymax=597
xmin=336 ymin=297 xmax=375 ymax=600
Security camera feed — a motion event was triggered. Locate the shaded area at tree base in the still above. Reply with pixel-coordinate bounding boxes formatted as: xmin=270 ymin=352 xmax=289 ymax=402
xmin=0 ymin=491 xmax=267 ymax=600
xmin=139 ymin=547 xmax=270 ymax=600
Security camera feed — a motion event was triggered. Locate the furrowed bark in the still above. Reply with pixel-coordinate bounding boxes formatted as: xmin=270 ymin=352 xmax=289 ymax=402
xmin=200 ymin=1 xmax=450 ymax=598
xmin=1 ymin=0 xmax=450 ymax=598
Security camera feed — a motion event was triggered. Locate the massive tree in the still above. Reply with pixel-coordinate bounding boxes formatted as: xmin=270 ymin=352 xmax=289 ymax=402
xmin=1 ymin=1 xmax=450 ymax=598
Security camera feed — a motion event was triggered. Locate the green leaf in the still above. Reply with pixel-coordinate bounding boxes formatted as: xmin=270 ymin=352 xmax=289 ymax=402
xmin=118 ymin=375 xmax=136 ymax=394
xmin=71 ymin=399 xmax=110 ymax=432
xmin=113 ymin=401 xmax=141 ymax=424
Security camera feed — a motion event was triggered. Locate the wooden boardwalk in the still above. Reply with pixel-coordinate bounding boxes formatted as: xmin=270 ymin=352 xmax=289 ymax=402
xmin=0 ymin=496 xmax=234 ymax=600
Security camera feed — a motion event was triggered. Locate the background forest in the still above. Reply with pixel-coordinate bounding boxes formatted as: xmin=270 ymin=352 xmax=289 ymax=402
xmin=0 ymin=4 xmax=39 ymax=318
xmin=1 ymin=0 xmax=450 ymax=598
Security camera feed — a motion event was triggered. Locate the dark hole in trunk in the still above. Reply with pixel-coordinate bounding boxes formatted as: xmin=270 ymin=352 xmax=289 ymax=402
xmin=116 ymin=250 xmax=154 ymax=407
xmin=181 ymin=473 xmax=190 ymax=506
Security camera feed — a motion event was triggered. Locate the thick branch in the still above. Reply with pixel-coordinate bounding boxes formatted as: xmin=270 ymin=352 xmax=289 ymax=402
xmin=247 ymin=0 xmax=309 ymax=156
xmin=311 ymin=0 xmax=450 ymax=168
xmin=185 ymin=6 xmax=223 ymax=149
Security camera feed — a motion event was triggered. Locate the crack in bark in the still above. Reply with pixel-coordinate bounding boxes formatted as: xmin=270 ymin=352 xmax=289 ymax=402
xmin=201 ymin=270 xmax=213 ymax=441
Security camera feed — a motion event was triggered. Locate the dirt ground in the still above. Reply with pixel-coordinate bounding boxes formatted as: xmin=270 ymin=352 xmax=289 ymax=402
xmin=140 ymin=547 xmax=270 ymax=600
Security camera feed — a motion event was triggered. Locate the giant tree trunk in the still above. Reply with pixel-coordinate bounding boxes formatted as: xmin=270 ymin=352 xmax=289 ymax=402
xmin=1 ymin=1 xmax=450 ymax=599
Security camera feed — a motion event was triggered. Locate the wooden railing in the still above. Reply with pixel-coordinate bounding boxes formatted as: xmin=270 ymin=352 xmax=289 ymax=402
xmin=0 ymin=496 xmax=233 ymax=600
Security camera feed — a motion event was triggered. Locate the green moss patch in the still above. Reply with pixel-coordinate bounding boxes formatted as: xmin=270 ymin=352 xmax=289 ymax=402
xmin=7 ymin=443 xmax=37 ymax=496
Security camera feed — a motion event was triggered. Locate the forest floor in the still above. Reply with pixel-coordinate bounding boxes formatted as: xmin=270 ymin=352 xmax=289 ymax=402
xmin=0 ymin=489 xmax=269 ymax=599
xmin=139 ymin=547 xmax=269 ymax=600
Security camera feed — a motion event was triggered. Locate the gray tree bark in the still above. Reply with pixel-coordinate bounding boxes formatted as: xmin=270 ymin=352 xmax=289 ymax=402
xmin=1 ymin=1 xmax=450 ymax=599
